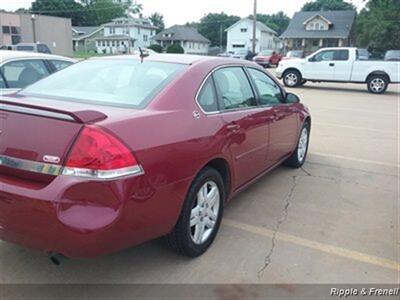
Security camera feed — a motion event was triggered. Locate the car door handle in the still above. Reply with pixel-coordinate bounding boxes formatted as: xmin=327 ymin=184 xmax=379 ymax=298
xmin=227 ymin=123 xmax=241 ymax=131
xmin=329 ymin=63 xmax=335 ymax=67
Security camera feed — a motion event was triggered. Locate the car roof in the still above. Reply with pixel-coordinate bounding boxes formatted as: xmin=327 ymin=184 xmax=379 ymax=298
xmin=93 ymin=53 xmax=219 ymax=65
xmin=0 ymin=50 xmax=76 ymax=63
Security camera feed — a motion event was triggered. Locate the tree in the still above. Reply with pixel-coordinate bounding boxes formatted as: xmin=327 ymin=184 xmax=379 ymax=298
xmin=356 ymin=0 xmax=400 ymax=53
xmin=166 ymin=44 xmax=184 ymax=53
xmin=301 ymin=0 xmax=356 ymax=11
xmin=248 ymin=11 xmax=290 ymax=35
xmin=148 ymin=44 xmax=163 ymax=53
xmin=31 ymin=0 xmax=88 ymax=26
xmin=86 ymin=0 xmax=126 ymax=25
xmin=197 ymin=13 xmax=240 ymax=47
xmin=149 ymin=13 xmax=165 ymax=33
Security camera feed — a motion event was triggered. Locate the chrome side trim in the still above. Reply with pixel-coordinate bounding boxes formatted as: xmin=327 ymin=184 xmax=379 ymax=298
xmin=0 ymin=154 xmax=62 ymax=175
xmin=0 ymin=154 xmax=144 ymax=180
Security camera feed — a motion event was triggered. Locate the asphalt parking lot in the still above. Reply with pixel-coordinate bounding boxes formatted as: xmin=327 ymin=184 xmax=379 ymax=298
xmin=0 ymin=79 xmax=399 ymax=285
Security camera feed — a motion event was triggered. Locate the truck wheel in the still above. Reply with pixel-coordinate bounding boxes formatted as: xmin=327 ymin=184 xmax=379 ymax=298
xmin=367 ymin=75 xmax=388 ymax=94
xmin=283 ymin=70 xmax=302 ymax=87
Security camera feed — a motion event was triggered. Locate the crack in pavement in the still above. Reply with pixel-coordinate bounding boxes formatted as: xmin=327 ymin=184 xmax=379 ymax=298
xmin=258 ymin=175 xmax=298 ymax=278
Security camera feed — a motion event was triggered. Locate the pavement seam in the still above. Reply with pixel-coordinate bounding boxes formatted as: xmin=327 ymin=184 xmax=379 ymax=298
xmin=258 ymin=175 xmax=297 ymax=278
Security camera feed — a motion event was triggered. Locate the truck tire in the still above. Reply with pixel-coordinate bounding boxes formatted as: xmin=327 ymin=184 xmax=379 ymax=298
xmin=283 ymin=70 xmax=302 ymax=87
xmin=367 ymin=75 xmax=389 ymax=94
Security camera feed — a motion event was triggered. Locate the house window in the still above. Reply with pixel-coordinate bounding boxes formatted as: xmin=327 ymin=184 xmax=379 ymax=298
xmin=232 ymin=44 xmax=245 ymax=48
xmin=138 ymin=28 xmax=141 ymax=35
xmin=143 ymin=35 xmax=148 ymax=42
xmin=2 ymin=26 xmax=10 ymax=34
xmin=11 ymin=35 xmax=21 ymax=45
xmin=110 ymin=27 xmax=115 ymax=34
xmin=11 ymin=26 xmax=20 ymax=34
xmin=241 ymin=28 xmax=247 ymax=33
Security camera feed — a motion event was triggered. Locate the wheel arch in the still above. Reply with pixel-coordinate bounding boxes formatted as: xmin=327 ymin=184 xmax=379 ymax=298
xmin=283 ymin=67 xmax=303 ymax=78
xmin=366 ymin=71 xmax=391 ymax=83
xmin=203 ymin=157 xmax=232 ymax=201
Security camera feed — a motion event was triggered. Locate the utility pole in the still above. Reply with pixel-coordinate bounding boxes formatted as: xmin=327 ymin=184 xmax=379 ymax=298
xmin=219 ymin=23 xmax=223 ymax=53
xmin=252 ymin=0 xmax=257 ymax=53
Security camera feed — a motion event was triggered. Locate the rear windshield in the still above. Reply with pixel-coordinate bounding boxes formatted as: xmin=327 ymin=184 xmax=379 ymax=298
xmin=20 ymin=59 xmax=186 ymax=109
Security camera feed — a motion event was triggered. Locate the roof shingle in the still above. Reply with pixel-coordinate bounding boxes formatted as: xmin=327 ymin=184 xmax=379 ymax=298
xmin=152 ymin=25 xmax=210 ymax=43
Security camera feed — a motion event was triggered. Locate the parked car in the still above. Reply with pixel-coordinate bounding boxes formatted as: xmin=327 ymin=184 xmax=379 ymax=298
xmin=357 ymin=48 xmax=370 ymax=60
xmin=2 ymin=43 xmax=52 ymax=54
xmin=0 ymin=54 xmax=311 ymax=261
xmin=232 ymin=49 xmax=256 ymax=60
xmin=217 ymin=51 xmax=233 ymax=57
xmin=384 ymin=50 xmax=400 ymax=61
xmin=283 ymin=50 xmax=305 ymax=60
xmin=0 ymin=50 xmax=76 ymax=95
xmin=276 ymin=47 xmax=400 ymax=94
xmin=253 ymin=50 xmax=283 ymax=68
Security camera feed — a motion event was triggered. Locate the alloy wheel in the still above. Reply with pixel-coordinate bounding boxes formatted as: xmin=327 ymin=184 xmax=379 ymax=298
xmin=285 ymin=73 xmax=298 ymax=86
xmin=370 ymin=78 xmax=385 ymax=93
xmin=190 ymin=181 xmax=220 ymax=245
xmin=297 ymin=127 xmax=308 ymax=162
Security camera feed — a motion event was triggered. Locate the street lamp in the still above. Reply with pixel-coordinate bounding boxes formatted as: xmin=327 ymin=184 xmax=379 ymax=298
xmin=31 ymin=14 xmax=37 ymax=43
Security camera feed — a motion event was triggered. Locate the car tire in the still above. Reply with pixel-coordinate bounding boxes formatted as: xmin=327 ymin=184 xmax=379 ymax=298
xmin=166 ymin=167 xmax=225 ymax=257
xmin=367 ymin=75 xmax=389 ymax=94
xmin=285 ymin=122 xmax=310 ymax=168
xmin=283 ymin=70 xmax=302 ymax=87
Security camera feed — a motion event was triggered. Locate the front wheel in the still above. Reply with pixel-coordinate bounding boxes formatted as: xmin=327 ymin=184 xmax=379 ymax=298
xmin=367 ymin=75 xmax=389 ymax=94
xmin=285 ymin=122 xmax=310 ymax=168
xmin=283 ymin=70 xmax=302 ymax=87
xmin=166 ymin=167 xmax=224 ymax=257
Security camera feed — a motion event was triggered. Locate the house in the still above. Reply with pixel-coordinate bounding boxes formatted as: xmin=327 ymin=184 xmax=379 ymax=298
xmin=72 ymin=26 xmax=103 ymax=53
xmin=0 ymin=12 xmax=73 ymax=56
xmin=96 ymin=17 xmax=157 ymax=54
xmin=151 ymin=25 xmax=210 ymax=55
xmin=225 ymin=18 xmax=279 ymax=53
xmin=280 ymin=10 xmax=356 ymax=54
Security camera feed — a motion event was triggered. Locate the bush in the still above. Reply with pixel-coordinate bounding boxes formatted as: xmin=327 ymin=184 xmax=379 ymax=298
xmin=148 ymin=44 xmax=163 ymax=53
xmin=166 ymin=44 xmax=184 ymax=54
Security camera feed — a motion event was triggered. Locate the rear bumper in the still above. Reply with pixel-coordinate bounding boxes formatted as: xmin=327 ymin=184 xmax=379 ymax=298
xmin=0 ymin=172 xmax=189 ymax=258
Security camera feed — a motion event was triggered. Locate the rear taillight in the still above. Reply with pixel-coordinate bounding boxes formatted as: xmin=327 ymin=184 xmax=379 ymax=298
xmin=62 ymin=126 xmax=143 ymax=180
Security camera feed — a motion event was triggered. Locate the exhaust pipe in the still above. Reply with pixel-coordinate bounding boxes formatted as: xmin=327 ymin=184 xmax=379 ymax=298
xmin=50 ymin=253 xmax=67 ymax=266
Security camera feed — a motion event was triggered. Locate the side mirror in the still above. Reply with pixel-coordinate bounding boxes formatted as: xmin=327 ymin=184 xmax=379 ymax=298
xmin=308 ymin=56 xmax=314 ymax=62
xmin=285 ymin=92 xmax=300 ymax=104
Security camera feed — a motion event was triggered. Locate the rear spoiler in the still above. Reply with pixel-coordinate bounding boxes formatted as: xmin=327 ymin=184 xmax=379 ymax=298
xmin=0 ymin=99 xmax=107 ymax=123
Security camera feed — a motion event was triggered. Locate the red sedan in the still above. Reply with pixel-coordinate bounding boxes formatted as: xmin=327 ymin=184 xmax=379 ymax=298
xmin=0 ymin=55 xmax=311 ymax=261
xmin=253 ymin=50 xmax=283 ymax=68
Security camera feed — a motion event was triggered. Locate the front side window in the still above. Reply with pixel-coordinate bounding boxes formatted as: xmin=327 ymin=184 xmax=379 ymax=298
xmin=248 ymin=68 xmax=283 ymax=106
xmin=0 ymin=73 xmax=6 ymax=89
xmin=21 ymin=60 xmax=186 ymax=109
xmin=213 ymin=67 xmax=256 ymax=110
xmin=197 ymin=77 xmax=218 ymax=112
xmin=1 ymin=60 xmax=50 ymax=89
xmin=313 ymin=50 xmax=335 ymax=61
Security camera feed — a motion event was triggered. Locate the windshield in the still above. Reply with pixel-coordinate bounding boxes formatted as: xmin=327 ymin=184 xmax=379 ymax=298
xmin=260 ymin=50 xmax=274 ymax=56
xmin=21 ymin=59 xmax=186 ymax=109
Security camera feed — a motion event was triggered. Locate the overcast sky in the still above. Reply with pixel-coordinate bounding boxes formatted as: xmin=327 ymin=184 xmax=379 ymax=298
xmin=1 ymin=0 xmax=366 ymax=26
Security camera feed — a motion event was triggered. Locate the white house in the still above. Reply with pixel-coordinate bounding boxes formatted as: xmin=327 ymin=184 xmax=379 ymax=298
xmin=225 ymin=18 xmax=280 ymax=53
xmin=96 ymin=17 xmax=157 ymax=54
xmin=151 ymin=25 xmax=210 ymax=55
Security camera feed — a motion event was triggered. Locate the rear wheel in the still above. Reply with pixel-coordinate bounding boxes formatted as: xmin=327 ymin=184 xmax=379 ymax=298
xmin=283 ymin=70 xmax=302 ymax=87
xmin=285 ymin=122 xmax=310 ymax=168
xmin=166 ymin=167 xmax=224 ymax=257
xmin=367 ymin=75 xmax=388 ymax=94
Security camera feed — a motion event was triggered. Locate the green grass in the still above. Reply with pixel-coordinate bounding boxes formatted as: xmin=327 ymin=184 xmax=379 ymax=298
xmin=73 ymin=51 xmax=107 ymax=59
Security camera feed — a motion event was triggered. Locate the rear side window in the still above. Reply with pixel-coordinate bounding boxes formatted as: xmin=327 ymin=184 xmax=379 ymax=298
xmin=21 ymin=60 xmax=186 ymax=109
xmin=49 ymin=60 xmax=73 ymax=71
xmin=213 ymin=67 xmax=256 ymax=110
xmin=334 ymin=50 xmax=349 ymax=61
xmin=248 ymin=68 xmax=283 ymax=106
xmin=197 ymin=77 xmax=219 ymax=112
xmin=1 ymin=60 xmax=50 ymax=88
xmin=37 ymin=44 xmax=51 ymax=53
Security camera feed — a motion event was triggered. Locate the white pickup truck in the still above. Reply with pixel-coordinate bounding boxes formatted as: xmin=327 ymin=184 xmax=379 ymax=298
xmin=276 ymin=47 xmax=400 ymax=94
